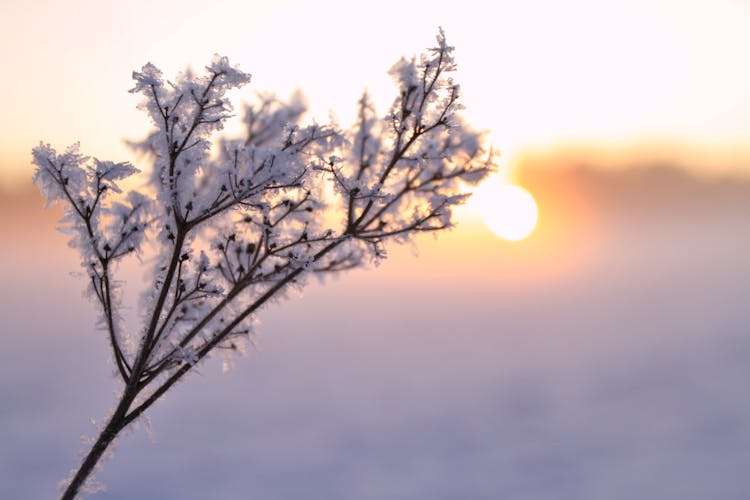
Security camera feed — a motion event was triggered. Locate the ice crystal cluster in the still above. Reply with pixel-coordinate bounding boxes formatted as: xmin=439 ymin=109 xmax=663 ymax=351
xmin=33 ymin=30 xmax=493 ymax=498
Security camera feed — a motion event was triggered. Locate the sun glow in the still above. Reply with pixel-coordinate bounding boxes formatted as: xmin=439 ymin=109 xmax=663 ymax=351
xmin=474 ymin=181 xmax=538 ymax=241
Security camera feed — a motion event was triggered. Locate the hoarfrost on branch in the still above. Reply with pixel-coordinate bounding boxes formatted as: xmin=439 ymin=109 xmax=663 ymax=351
xmin=33 ymin=30 xmax=495 ymax=499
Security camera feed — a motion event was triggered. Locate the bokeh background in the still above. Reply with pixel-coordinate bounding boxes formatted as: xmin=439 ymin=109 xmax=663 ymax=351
xmin=1 ymin=1 xmax=749 ymax=498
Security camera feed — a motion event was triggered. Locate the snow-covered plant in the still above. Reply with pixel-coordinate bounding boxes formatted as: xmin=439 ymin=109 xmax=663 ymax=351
xmin=32 ymin=30 xmax=494 ymax=499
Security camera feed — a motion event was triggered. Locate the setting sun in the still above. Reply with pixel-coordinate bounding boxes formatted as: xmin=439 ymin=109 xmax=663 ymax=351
xmin=474 ymin=182 xmax=538 ymax=241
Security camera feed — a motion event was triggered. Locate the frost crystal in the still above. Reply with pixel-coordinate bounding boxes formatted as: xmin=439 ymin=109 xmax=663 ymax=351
xmin=35 ymin=30 xmax=495 ymax=499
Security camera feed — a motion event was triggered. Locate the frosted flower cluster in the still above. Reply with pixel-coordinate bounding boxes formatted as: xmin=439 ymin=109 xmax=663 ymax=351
xmin=33 ymin=30 xmax=492 ymax=390
xmin=35 ymin=32 xmax=493 ymax=497
xmin=36 ymin=29 xmax=495 ymax=499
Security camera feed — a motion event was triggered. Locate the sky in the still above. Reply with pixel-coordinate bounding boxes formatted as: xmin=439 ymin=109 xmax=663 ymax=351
xmin=2 ymin=1 xmax=750 ymax=498
xmin=2 ymin=0 xmax=750 ymax=187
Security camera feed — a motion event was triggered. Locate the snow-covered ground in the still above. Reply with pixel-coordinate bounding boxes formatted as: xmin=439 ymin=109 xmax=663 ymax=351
xmin=1 ymin=166 xmax=749 ymax=499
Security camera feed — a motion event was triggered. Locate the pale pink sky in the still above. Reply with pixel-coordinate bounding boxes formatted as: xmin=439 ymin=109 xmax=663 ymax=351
xmin=2 ymin=0 xmax=750 ymax=187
